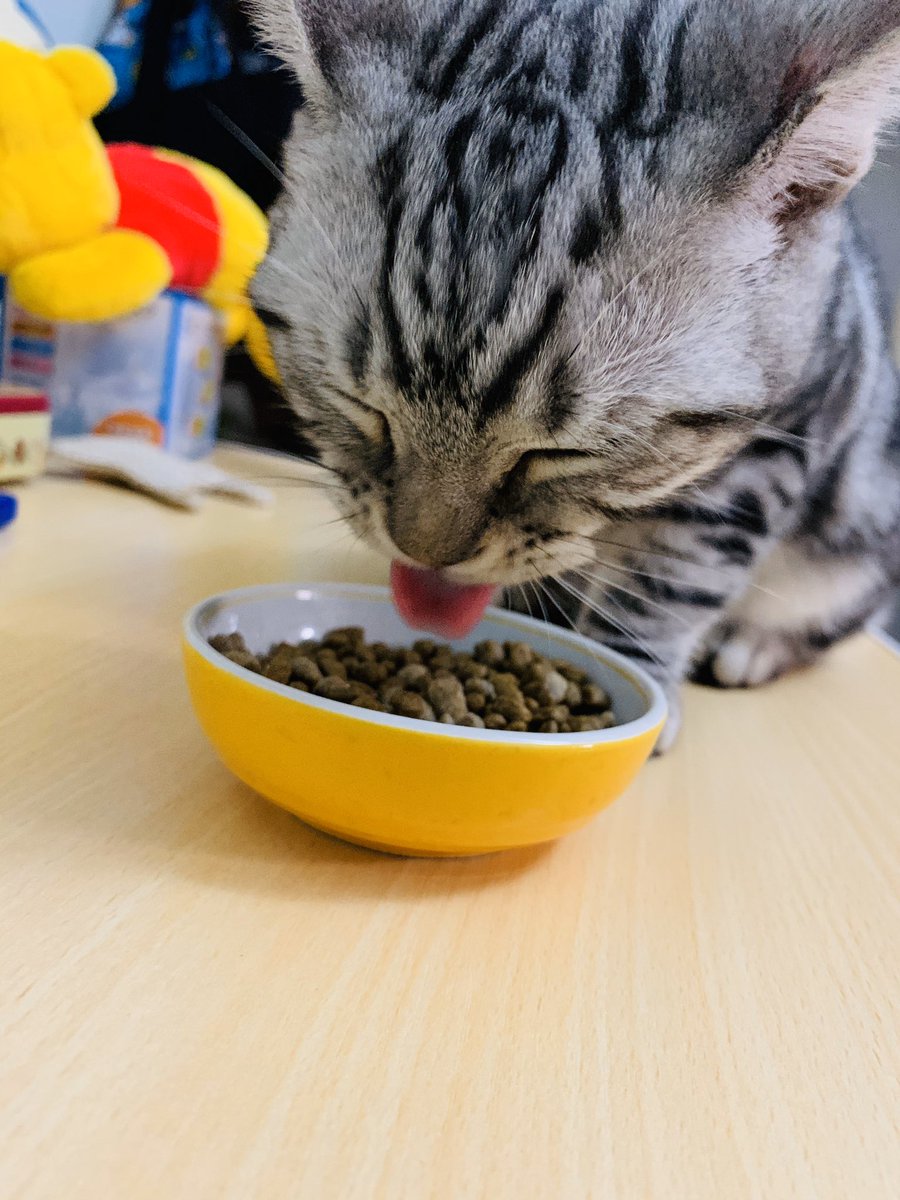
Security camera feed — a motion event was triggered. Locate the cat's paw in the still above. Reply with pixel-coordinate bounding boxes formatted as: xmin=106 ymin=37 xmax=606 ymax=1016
xmin=652 ymin=689 xmax=682 ymax=756
xmin=699 ymin=622 xmax=808 ymax=689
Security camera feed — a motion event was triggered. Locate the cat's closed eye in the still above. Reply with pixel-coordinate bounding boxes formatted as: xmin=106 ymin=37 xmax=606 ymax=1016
xmin=514 ymin=448 xmax=601 ymax=485
xmin=328 ymin=388 xmax=393 ymax=450
xmin=254 ymin=305 xmax=291 ymax=334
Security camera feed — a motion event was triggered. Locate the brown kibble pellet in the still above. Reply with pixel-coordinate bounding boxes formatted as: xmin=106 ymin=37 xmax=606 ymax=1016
xmin=458 ymin=713 xmax=486 ymax=729
xmin=507 ymin=642 xmax=534 ymax=670
xmin=316 ymin=651 xmax=347 ymax=679
xmin=524 ymin=660 xmax=550 ymax=682
xmin=210 ymin=632 xmax=246 ymax=654
xmin=465 ymin=677 xmax=496 ymax=700
xmin=457 ymin=660 xmax=489 ymax=681
xmin=556 ymin=662 xmax=590 ymax=684
xmin=290 ymin=655 xmax=322 ymax=687
xmin=324 ymin=626 xmax=365 ymax=648
xmin=475 ymin=640 xmax=504 ymax=666
xmin=393 ymin=691 xmax=437 ymax=721
xmin=352 ymin=696 xmax=389 ymax=713
xmin=352 ymin=660 xmax=392 ymax=686
xmin=227 ymin=650 xmax=261 ymax=673
xmin=395 ymin=649 xmax=422 ymax=667
xmin=209 ymin=626 xmax=619 ymax=734
xmin=427 ymin=675 xmax=468 ymax=721
xmin=268 ymin=641 xmax=296 ymax=659
xmin=581 ymin=683 xmax=611 ymax=710
xmin=494 ymin=698 xmax=531 ymax=724
xmin=395 ymin=663 xmax=431 ymax=692
xmin=262 ymin=660 xmax=293 ymax=685
xmin=492 ymin=672 xmax=520 ymax=695
xmin=314 ymin=676 xmax=355 ymax=703
xmin=380 ymin=682 xmax=404 ymax=705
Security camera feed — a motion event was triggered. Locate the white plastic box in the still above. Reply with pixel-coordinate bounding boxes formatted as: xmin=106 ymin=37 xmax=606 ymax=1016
xmin=0 ymin=278 xmax=225 ymax=459
xmin=0 ymin=385 xmax=50 ymax=483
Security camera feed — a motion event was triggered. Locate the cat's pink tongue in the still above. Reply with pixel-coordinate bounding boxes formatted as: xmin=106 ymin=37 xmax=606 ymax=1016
xmin=390 ymin=562 xmax=496 ymax=639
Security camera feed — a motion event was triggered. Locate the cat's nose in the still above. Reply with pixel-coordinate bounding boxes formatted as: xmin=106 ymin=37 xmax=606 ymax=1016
xmin=387 ymin=495 xmax=484 ymax=570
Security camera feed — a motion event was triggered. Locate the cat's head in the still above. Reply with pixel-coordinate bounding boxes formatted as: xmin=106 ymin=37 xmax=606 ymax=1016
xmin=250 ymin=0 xmax=900 ymax=587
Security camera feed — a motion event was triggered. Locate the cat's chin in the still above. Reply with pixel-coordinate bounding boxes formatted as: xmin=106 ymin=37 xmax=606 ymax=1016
xmin=390 ymin=562 xmax=497 ymax=639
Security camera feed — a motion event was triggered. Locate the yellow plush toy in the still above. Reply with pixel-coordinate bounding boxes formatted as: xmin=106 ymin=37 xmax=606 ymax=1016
xmin=0 ymin=39 xmax=273 ymax=358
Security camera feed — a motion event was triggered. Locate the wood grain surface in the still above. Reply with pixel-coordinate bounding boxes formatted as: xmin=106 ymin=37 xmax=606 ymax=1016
xmin=1 ymin=447 xmax=898 ymax=1199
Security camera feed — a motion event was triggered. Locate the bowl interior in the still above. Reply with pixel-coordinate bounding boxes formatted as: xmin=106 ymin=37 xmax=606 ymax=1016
xmin=190 ymin=583 xmax=660 ymax=732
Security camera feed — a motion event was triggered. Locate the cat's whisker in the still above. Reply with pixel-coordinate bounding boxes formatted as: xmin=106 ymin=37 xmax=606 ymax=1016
xmin=547 ymin=574 xmax=667 ymax=668
xmin=574 ymin=549 xmax=717 ymax=591
xmin=718 ymin=410 xmax=822 ymax=446
xmin=527 ymin=577 xmax=551 ymax=628
xmin=536 ymin=544 xmax=684 ymax=635
xmin=243 ymin=475 xmax=342 ymax=495
xmin=204 ymin=100 xmax=288 ymax=187
xmin=204 ymin=101 xmax=369 ymax=315
xmin=557 ymin=533 xmax=785 ymax=602
xmin=303 ymin=508 xmax=362 ymax=534
xmin=514 ymin=583 xmax=534 ymax=624
xmin=522 ymin=578 xmax=555 ymax=656
xmin=567 ymin=565 xmax=694 ymax=628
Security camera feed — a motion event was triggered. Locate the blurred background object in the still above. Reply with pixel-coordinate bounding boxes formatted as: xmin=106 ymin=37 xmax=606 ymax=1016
xmin=33 ymin=0 xmax=307 ymax=454
xmin=28 ymin=0 xmax=113 ymax=45
xmin=0 ymin=386 xmax=50 ymax=483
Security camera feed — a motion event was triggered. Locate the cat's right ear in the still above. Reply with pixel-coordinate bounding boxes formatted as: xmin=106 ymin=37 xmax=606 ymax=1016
xmin=247 ymin=0 xmax=411 ymax=115
xmin=740 ymin=14 xmax=900 ymax=228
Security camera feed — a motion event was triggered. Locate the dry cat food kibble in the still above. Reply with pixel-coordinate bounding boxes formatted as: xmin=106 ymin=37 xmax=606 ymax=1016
xmin=209 ymin=629 xmax=619 ymax=734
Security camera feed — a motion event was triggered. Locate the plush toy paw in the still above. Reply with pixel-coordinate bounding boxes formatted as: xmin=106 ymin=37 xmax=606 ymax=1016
xmin=10 ymin=229 xmax=172 ymax=322
xmin=244 ymin=310 xmax=280 ymax=383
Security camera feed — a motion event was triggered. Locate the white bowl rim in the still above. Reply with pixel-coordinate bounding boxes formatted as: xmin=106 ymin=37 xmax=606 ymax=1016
xmin=184 ymin=582 xmax=668 ymax=748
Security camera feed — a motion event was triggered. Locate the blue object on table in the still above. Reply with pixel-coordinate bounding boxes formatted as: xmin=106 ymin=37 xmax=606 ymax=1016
xmin=0 ymin=494 xmax=18 ymax=530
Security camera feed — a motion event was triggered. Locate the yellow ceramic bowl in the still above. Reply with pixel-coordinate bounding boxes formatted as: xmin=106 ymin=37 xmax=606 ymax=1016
xmin=183 ymin=583 xmax=667 ymax=857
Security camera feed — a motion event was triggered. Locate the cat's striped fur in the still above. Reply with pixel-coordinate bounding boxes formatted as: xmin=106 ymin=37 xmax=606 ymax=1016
xmin=250 ymin=0 xmax=900 ymax=747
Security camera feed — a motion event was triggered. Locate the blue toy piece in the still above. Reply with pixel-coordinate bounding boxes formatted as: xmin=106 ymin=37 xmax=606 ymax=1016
xmin=0 ymin=493 xmax=18 ymax=529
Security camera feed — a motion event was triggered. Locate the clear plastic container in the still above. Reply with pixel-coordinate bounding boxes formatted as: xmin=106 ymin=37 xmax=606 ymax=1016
xmin=0 ymin=278 xmax=225 ymax=459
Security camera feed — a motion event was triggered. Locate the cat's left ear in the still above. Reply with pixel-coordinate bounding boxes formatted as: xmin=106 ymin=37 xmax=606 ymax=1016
xmin=247 ymin=0 xmax=412 ymax=114
xmin=744 ymin=22 xmax=900 ymax=226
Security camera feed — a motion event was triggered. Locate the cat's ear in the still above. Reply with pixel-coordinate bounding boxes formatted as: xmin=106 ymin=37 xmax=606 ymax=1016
xmin=744 ymin=20 xmax=900 ymax=226
xmin=247 ymin=0 xmax=411 ymax=113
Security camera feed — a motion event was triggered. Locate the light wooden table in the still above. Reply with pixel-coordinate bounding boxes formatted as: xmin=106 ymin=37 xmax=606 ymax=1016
xmin=1 ymin=447 xmax=898 ymax=1200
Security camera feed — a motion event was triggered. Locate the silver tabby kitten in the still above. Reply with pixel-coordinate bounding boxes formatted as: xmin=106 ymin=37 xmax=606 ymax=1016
xmin=250 ymin=0 xmax=900 ymax=749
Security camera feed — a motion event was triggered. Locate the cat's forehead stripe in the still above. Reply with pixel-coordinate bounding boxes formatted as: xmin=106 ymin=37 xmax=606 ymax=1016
xmin=364 ymin=0 xmax=702 ymax=418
